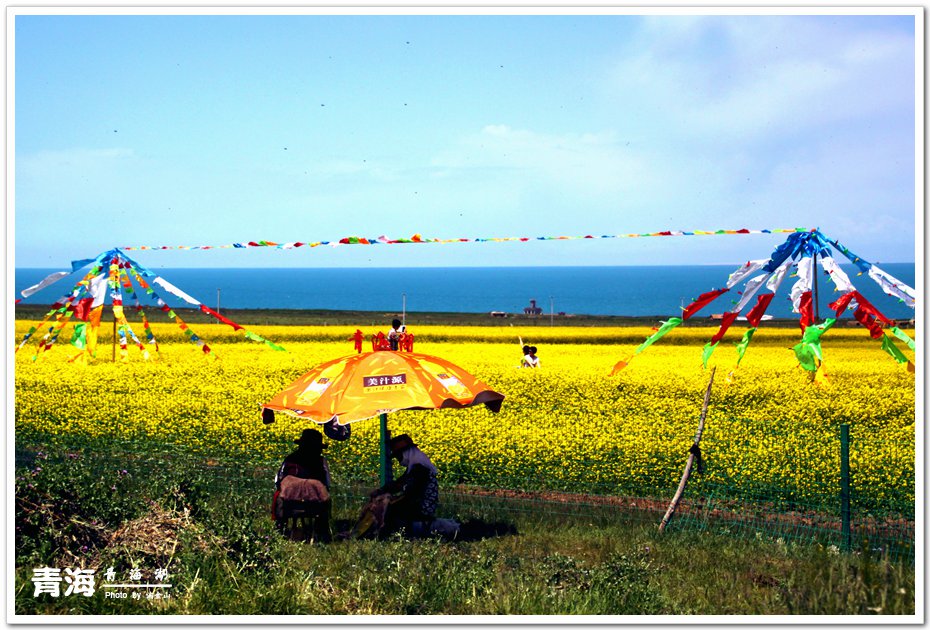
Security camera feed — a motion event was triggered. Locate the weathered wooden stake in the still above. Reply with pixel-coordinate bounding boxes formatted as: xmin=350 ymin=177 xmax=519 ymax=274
xmin=659 ymin=366 xmax=716 ymax=533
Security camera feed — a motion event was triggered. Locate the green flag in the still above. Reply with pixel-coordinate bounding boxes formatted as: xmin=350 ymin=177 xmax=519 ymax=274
xmin=793 ymin=341 xmax=819 ymax=371
xmin=245 ymin=330 xmax=287 ymax=352
xmin=634 ymin=317 xmax=683 ymax=354
xmin=880 ymin=334 xmax=909 ymax=364
xmin=734 ymin=327 xmax=757 ymax=365
xmin=702 ymin=341 xmax=718 ymax=369
xmin=799 ymin=318 xmax=837 ymax=364
xmin=889 ymin=326 xmax=916 ymax=351
xmin=69 ymin=322 xmax=87 ymax=350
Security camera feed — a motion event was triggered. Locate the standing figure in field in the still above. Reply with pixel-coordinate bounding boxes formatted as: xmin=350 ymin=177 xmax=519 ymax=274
xmin=273 ymin=428 xmax=332 ymax=542
xmin=521 ymin=345 xmax=532 ymax=368
xmin=350 ymin=329 xmax=364 ymax=354
xmin=388 ymin=319 xmax=403 ymax=351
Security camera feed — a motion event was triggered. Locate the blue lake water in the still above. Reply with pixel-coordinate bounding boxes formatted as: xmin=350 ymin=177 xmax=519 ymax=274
xmin=14 ymin=264 xmax=916 ymax=320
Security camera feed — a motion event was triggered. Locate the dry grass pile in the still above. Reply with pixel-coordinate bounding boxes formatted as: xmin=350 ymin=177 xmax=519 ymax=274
xmin=106 ymin=503 xmax=209 ymax=567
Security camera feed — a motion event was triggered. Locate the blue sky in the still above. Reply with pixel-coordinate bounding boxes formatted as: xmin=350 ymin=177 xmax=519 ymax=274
xmin=13 ymin=11 xmax=919 ymax=268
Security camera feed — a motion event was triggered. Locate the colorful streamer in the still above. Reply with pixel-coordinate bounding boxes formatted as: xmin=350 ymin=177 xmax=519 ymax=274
xmin=20 ymin=270 xmax=70 ymax=299
xmin=16 ymin=248 xmax=286 ymax=361
xmin=119 ymin=264 xmax=160 ymax=356
xmin=611 ymin=317 xmax=682 ymax=374
xmin=826 ymin=236 xmax=916 ymax=309
xmin=681 ymin=289 xmax=729 ymax=320
xmin=615 ymin=228 xmax=916 ymax=378
xmin=19 ymin=259 xmax=107 ymax=357
xmin=119 ymin=228 xmax=806 ymax=251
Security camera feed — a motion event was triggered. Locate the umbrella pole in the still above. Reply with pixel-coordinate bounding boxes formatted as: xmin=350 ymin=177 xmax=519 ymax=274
xmin=379 ymin=413 xmax=393 ymax=486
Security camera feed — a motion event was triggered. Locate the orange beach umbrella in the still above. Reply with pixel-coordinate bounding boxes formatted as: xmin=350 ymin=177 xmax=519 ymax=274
xmin=262 ymin=350 xmax=504 ymax=483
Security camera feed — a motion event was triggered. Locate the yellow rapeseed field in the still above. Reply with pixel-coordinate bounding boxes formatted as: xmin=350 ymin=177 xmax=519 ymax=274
xmin=14 ymin=321 xmax=916 ymax=510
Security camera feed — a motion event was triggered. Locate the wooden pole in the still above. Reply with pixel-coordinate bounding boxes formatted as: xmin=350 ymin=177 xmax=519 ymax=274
xmin=112 ymin=316 xmax=117 ymax=362
xmin=659 ymin=366 xmax=716 ymax=533
xmin=812 ymin=251 xmax=820 ymax=322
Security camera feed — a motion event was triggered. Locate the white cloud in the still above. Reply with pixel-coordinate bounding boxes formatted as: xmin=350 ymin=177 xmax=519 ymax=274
xmin=606 ymin=16 xmax=914 ymax=142
xmin=431 ymin=124 xmax=650 ymax=198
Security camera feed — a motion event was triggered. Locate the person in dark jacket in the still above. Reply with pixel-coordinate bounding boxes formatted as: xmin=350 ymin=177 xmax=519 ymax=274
xmin=371 ymin=434 xmax=439 ymax=535
xmin=276 ymin=428 xmax=331 ymax=489
xmin=274 ymin=428 xmax=332 ymax=541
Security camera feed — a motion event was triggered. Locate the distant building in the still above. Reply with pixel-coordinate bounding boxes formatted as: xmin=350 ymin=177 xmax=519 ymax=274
xmin=489 ymin=311 xmax=507 ymax=318
xmin=524 ymin=299 xmax=543 ymax=316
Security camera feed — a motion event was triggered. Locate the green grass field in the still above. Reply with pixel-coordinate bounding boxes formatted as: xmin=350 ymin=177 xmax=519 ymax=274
xmin=14 ymin=448 xmax=915 ymax=616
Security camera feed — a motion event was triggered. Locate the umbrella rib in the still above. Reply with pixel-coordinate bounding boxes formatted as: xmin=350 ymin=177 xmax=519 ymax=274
xmin=400 ymin=351 xmax=450 ymax=404
xmin=328 ymin=353 xmax=363 ymax=421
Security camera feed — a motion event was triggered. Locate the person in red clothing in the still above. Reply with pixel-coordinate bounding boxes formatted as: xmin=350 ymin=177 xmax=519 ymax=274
xmin=273 ymin=428 xmax=332 ymax=542
xmin=350 ymin=329 xmax=364 ymax=353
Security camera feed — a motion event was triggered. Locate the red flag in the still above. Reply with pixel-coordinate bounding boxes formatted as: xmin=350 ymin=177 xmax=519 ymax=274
xmin=681 ymin=288 xmax=729 ymax=320
xmin=798 ymin=291 xmax=814 ymax=332
xmin=850 ymin=292 xmax=892 ymax=325
xmin=851 ymin=292 xmax=891 ymax=339
xmin=829 ymin=291 xmax=891 ymax=338
xmin=828 ymin=291 xmax=857 ymax=318
xmin=199 ymin=304 xmax=244 ymax=331
xmin=854 ymin=308 xmax=885 ymax=339
xmin=710 ymin=312 xmax=739 ymax=344
xmin=72 ymin=297 xmax=94 ymax=322
xmin=745 ymin=293 xmax=775 ymax=328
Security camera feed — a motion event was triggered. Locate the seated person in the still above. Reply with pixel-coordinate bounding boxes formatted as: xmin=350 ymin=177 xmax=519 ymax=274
xmin=273 ymin=428 xmax=332 ymax=542
xmin=356 ymin=434 xmax=439 ymax=538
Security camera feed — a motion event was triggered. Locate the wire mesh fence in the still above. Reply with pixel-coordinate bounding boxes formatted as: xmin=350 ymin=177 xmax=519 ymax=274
xmin=15 ymin=413 xmax=914 ymax=563
xmin=660 ymin=420 xmax=914 ymax=562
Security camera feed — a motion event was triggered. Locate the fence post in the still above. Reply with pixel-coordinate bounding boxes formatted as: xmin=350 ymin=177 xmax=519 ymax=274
xmin=840 ymin=423 xmax=852 ymax=551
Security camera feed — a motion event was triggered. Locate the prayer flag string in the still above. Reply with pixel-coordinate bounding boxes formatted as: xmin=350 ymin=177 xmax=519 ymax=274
xmin=16 ymin=249 xmax=286 ymax=362
xmin=118 ymin=227 xmax=806 ymax=252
